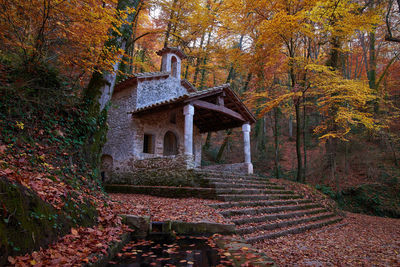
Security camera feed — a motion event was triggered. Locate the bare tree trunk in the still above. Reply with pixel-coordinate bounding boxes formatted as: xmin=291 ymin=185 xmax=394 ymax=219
xmin=192 ymin=33 xmax=205 ymax=86
xmin=199 ymin=30 xmax=213 ymax=89
xmin=83 ymin=0 xmax=141 ymax=170
xmin=302 ymin=93 xmax=307 ymax=182
xmin=273 ymin=108 xmax=280 ymax=179
xmin=387 ymin=132 xmax=399 ymax=166
xmin=216 ymin=129 xmax=232 ymax=163
xmin=368 ymin=30 xmax=377 ymax=90
xmin=345 ymin=141 xmax=349 ymax=176
xmin=325 ymin=36 xmax=341 ymax=183
xmin=163 ymin=0 xmax=178 ymax=48
xmin=203 ymin=132 xmax=212 ymax=151
xmin=295 ymin=101 xmax=303 ymax=182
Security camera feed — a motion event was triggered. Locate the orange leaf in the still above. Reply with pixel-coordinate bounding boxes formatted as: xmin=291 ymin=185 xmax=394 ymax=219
xmin=8 ymin=256 xmax=16 ymax=264
xmin=71 ymin=228 xmax=79 ymax=236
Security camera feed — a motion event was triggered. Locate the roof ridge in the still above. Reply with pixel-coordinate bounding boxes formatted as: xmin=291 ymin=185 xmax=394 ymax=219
xmin=134 ymin=71 xmax=170 ymax=77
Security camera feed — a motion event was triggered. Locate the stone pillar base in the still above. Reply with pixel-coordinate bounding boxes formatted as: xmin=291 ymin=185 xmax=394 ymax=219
xmin=245 ymin=163 xmax=253 ymax=174
xmin=183 ymin=154 xmax=195 ymax=170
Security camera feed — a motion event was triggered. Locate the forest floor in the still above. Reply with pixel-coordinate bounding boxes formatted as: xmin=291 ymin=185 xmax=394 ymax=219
xmin=256 ymin=212 xmax=400 ymax=266
xmin=113 ymin=195 xmax=400 ymax=266
xmin=8 ymin=194 xmax=400 ymax=266
xmin=110 ymin=193 xmax=228 ymax=223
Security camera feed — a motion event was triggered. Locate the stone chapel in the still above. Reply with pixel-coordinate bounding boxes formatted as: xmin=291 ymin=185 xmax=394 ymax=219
xmin=101 ymin=47 xmax=256 ymax=180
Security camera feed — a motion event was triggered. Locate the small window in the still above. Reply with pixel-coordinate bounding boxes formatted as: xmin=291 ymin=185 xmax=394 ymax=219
xmin=170 ymin=112 xmax=176 ymax=124
xmin=143 ymin=134 xmax=154 ymax=153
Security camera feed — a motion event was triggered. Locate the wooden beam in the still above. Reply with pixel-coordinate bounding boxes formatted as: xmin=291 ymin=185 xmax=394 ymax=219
xmin=191 ymin=100 xmax=245 ymax=122
xmin=199 ymin=122 xmax=242 ymax=133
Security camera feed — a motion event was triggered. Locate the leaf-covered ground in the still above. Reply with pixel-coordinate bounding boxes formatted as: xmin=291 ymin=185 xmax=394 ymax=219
xmin=256 ymin=212 xmax=400 ymax=266
xmin=269 ymin=178 xmax=339 ymax=212
xmin=110 ymin=193 xmax=229 ymax=224
xmin=7 ymin=194 xmax=228 ymax=266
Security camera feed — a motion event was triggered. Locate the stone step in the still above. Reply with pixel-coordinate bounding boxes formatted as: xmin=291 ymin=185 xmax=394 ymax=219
xmin=219 ymin=203 xmax=321 ymax=217
xmin=245 ymin=216 xmax=343 ymax=243
xmin=210 ymin=182 xmax=285 ymax=190
xmin=236 ymin=212 xmax=335 ymax=235
xmin=195 ymin=169 xmax=265 ymax=177
xmin=208 ymin=199 xmax=313 ymax=209
xmin=215 ymin=188 xmax=294 ymax=195
xmin=196 ymin=170 xmax=343 ymax=241
xmin=232 ymin=208 xmax=327 ymax=225
xmin=219 ymin=193 xmax=302 ymax=202
xmin=206 ymin=177 xmax=275 ymax=186
xmin=196 ymin=171 xmax=269 ymax=181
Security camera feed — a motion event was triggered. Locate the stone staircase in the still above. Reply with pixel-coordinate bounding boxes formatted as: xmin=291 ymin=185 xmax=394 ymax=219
xmin=196 ymin=170 xmax=342 ymax=243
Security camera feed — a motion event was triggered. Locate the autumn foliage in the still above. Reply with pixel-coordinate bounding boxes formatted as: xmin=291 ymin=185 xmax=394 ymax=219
xmin=1 ymin=0 xmax=400 ymax=265
xmin=0 ymin=0 xmax=134 ymax=79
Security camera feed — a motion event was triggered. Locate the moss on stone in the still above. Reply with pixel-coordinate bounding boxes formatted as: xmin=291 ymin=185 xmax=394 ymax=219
xmin=0 ymin=177 xmax=72 ymax=265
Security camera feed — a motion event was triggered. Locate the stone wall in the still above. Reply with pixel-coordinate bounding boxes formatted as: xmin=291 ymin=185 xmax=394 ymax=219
xmin=106 ymin=155 xmax=210 ymax=187
xmin=103 ymin=86 xmax=138 ymax=163
xmin=136 ymin=77 xmax=187 ymax=109
xmin=102 ymin=81 xmax=202 ymax=183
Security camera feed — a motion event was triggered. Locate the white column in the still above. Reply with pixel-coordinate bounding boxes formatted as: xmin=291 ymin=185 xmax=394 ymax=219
xmin=183 ymin=104 xmax=194 ymax=156
xmin=242 ymin=123 xmax=251 ymax=163
xmin=242 ymin=123 xmax=253 ymax=174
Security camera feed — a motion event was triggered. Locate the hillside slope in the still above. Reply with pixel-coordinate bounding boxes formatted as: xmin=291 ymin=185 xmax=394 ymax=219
xmin=0 ymin=64 xmax=123 ymax=265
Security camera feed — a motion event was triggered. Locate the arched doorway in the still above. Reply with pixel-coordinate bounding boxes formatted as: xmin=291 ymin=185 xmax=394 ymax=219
xmin=163 ymin=131 xmax=178 ymax=156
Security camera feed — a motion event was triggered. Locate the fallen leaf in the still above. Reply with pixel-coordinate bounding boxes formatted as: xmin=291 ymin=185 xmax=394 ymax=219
xmin=71 ymin=228 xmax=79 ymax=236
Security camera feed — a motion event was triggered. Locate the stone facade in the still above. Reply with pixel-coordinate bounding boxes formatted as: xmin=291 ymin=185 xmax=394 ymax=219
xmin=101 ymin=47 xmax=255 ymax=184
xmin=102 ymin=88 xmax=202 ymax=180
xmin=102 ymin=74 xmax=202 ymax=183
xmin=136 ymin=77 xmax=187 ymax=110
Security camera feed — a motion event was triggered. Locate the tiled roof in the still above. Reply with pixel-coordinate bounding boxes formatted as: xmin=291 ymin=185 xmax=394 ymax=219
xmin=131 ymin=86 xmax=226 ymax=113
xmin=134 ymin=71 xmax=170 ymax=79
xmin=129 ymin=83 xmax=256 ymax=123
xmin=132 ymin=95 xmax=189 ymax=113
xmin=188 ymin=84 xmax=229 ymax=97
xmin=180 ymin=79 xmax=196 ymax=93
xmin=156 ymin=47 xmax=187 ymax=59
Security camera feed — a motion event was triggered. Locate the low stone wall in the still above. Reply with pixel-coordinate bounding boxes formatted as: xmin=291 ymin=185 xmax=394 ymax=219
xmin=202 ymin=162 xmax=253 ymax=174
xmin=106 ymin=155 xmax=210 ymax=188
xmin=130 ymin=155 xmax=190 ymax=170
xmin=121 ymin=215 xmax=236 ymax=236
xmin=105 ymin=185 xmax=218 ymax=199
